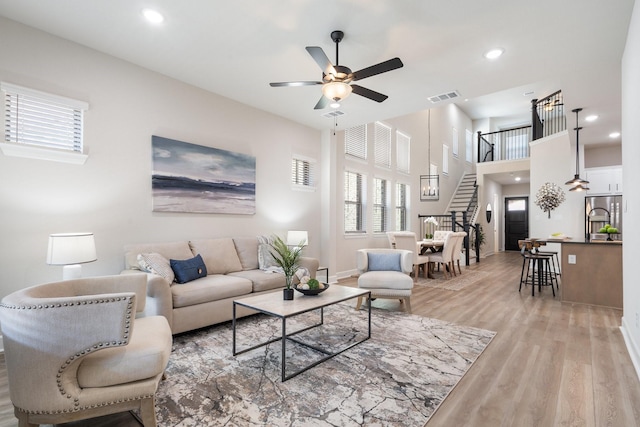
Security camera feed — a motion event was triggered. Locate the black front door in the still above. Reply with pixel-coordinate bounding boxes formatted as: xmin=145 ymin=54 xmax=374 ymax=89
xmin=505 ymin=197 xmax=528 ymax=251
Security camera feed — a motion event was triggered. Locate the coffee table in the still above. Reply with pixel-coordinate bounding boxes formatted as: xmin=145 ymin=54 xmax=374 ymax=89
xmin=232 ymin=285 xmax=371 ymax=381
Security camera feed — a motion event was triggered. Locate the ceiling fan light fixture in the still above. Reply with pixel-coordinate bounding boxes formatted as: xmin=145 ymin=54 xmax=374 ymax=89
xmin=322 ymin=81 xmax=352 ymax=102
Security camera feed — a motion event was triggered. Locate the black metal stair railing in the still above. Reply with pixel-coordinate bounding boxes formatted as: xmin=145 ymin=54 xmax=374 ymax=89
xmin=477 ymin=90 xmax=566 ymax=164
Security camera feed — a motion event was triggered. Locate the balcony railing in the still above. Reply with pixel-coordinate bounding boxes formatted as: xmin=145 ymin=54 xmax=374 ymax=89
xmin=477 ymin=90 xmax=566 ymax=164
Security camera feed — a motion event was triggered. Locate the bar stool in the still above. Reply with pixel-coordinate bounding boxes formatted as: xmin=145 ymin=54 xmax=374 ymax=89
xmin=518 ymin=241 xmax=557 ymax=297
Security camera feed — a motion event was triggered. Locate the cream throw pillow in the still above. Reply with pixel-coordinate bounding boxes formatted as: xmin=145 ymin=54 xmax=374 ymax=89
xmin=137 ymin=252 xmax=175 ymax=283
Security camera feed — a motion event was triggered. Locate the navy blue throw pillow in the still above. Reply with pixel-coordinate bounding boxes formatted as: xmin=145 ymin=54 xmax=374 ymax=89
xmin=170 ymin=254 xmax=207 ymax=284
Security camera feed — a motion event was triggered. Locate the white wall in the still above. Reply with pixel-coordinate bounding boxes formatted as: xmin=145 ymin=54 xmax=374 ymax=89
xmin=0 ymin=18 xmax=323 ymax=296
xmin=332 ymin=104 xmax=473 ymax=278
xmin=621 ymin=0 xmax=640 ymax=380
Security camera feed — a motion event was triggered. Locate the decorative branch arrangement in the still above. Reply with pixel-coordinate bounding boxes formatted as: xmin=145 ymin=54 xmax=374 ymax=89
xmin=535 ymin=182 xmax=566 ymax=218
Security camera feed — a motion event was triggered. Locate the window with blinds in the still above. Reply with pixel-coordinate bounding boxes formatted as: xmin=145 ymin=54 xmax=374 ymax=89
xmin=291 ymin=157 xmax=315 ymax=189
xmin=373 ymin=177 xmax=388 ymax=233
xmin=345 ymin=124 xmax=367 ymax=160
xmin=442 ymin=144 xmax=449 ymax=174
xmin=396 ymin=183 xmax=408 ymax=231
xmin=374 ymin=122 xmax=391 ymax=168
xmin=396 ymin=131 xmax=410 ymax=173
xmin=344 ymin=171 xmax=365 ymax=233
xmin=2 ymin=82 xmax=88 ymax=153
xmin=466 ymin=129 xmax=473 ymax=163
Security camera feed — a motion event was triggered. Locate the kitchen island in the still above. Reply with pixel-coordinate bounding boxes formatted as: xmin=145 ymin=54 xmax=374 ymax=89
xmin=560 ymin=240 xmax=622 ymax=309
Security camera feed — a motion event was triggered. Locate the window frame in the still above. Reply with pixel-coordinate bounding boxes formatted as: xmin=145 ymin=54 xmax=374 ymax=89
xmin=372 ymin=177 xmax=388 ymax=233
xmin=344 ymin=170 xmax=366 ymax=234
xmin=395 ymin=182 xmax=409 ymax=231
xmin=1 ymin=82 xmax=89 ymax=164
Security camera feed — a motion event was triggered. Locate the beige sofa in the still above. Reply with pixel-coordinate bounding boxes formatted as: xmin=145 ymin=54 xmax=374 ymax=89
xmin=122 ymin=237 xmax=319 ymax=334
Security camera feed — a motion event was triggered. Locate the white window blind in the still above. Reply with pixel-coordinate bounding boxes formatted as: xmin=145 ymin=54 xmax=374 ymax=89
xmin=374 ymin=122 xmax=391 ymax=168
xmin=395 ymin=183 xmax=408 ymax=231
xmin=344 ymin=171 xmax=365 ymax=233
xmin=442 ymin=144 xmax=449 ymax=174
xmin=396 ymin=131 xmax=410 ymax=173
xmin=345 ymin=124 xmax=367 ymax=160
xmin=452 ymin=127 xmax=459 ymax=157
xmin=2 ymin=82 xmax=88 ymax=153
xmin=373 ymin=177 xmax=388 ymax=233
xmin=466 ymin=129 xmax=473 ymax=162
xmin=291 ymin=157 xmax=315 ymax=188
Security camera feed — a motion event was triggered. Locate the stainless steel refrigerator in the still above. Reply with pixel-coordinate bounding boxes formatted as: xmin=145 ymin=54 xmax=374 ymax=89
xmin=585 ymin=195 xmax=623 ymax=241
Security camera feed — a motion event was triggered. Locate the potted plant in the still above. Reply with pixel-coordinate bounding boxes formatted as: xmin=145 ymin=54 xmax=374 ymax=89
xmin=269 ymin=235 xmax=305 ymax=300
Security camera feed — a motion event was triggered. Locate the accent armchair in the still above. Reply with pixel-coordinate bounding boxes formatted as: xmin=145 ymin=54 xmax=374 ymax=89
xmin=355 ymin=248 xmax=414 ymax=313
xmin=0 ymin=274 xmax=172 ymax=427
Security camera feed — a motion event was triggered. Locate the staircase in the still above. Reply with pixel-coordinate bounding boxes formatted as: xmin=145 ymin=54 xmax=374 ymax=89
xmin=447 ymin=173 xmax=478 ymax=221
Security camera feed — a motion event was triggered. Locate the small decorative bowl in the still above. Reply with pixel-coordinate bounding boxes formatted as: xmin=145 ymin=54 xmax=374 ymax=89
xmin=294 ymin=283 xmax=330 ymax=296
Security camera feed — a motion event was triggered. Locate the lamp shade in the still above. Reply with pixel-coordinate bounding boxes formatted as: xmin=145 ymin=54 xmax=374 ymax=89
xmin=286 ymin=230 xmax=308 ymax=247
xmin=47 ymin=233 xmax=97 ymax=265
xmin=322 ymin=82 xmax=352 ymax=101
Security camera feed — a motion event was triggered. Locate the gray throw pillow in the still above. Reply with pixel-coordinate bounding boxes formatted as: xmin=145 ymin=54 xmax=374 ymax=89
xmin=367 ymin=252 xmax=402 ymax=272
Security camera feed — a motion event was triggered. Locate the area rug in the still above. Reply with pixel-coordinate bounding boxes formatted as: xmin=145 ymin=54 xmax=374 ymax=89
xmin=155 ymin=303 xmax=495 ymax=426
xmin=415 ymin=270 xmax=491 ymax=291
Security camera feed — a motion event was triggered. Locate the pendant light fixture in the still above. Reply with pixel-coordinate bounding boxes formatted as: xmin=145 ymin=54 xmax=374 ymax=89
xmin=565 ymin=108 xmax=590 ymax=191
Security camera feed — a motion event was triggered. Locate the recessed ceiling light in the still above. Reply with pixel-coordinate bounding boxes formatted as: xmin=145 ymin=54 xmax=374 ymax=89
xmin=484 ymin=48 xmax=504 ymax=60
xmin=142 ymin=8 xmax=164 ymax=24
xmin=515 ymin=176 xmax=521 ymax=182
xmin=585 ymin=115 xmax=598 ymax=122
xmin=609 ymin=132 xmax=621 ymax=138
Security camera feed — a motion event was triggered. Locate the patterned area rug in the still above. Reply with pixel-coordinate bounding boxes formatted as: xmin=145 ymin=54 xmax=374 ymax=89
xmin=156 ymin=303 xmax=495 ymax=426
xmin=415 ymin=270 xmax=491 ymax=291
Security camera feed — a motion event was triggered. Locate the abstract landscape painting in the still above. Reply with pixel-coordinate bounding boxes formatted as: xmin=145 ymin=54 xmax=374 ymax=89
xmin=151 ymin=136 xmax=256 ymax=214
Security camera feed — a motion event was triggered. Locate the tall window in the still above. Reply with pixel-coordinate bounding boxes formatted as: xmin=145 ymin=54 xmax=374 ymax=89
xmin=344 ymin=171 xmax=365 ymax=233
xmin=2 ymin=82 xmax=88 ymax=153
xmin=465 ymin=129 xmax=473 ymax=163
xmin=345 ymin=124 xmax=367 ymax=160
xmin=396 ymin=131 xmax=410 ymax=174
xmin=373 ymin=178 xmax=388 ymax=233
xmin=442 ymin=144 xmax=449 ymax=175
xmin=291 ymin=157 xmax=315 ymax=189
xmin=374 ymin=122 xmax=391 ymax=168
xmin=396 ymin=183 xmax=408 ymax=231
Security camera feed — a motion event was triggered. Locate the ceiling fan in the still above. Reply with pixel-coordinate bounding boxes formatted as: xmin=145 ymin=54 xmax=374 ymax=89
xmin=269 ymin=30 xmax=404 ymax=110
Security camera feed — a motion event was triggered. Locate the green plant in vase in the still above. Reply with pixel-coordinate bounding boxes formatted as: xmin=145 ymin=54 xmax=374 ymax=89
xmin=268 ymin=235 xmax=305 ymax=299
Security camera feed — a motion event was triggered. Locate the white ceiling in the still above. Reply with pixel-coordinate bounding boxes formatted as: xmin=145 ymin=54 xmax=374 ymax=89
xmin=0 ymin=0 xmax=634 ymax=148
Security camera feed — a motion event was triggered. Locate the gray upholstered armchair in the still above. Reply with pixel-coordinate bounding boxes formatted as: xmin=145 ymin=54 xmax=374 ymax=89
xmin=0 ymin=274 xmax=172 ymax=427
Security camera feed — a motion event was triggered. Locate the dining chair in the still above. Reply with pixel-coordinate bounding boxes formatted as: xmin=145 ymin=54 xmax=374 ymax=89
xmin=392 ymin=232 xmax=430 ymax=281
xmin=451 ymin=231 xmax=467 ymax=275
xmin=427 ymin=232 xmax=456 ymax=279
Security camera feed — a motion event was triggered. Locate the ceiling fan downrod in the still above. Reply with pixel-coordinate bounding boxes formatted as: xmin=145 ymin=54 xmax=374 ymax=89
xmin=331 ymin=30 xmax=344 ymax=65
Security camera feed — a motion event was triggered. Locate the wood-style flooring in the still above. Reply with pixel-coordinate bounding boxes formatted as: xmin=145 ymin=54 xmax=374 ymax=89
xmin=1 ymin=252 xmax=638 ymax=426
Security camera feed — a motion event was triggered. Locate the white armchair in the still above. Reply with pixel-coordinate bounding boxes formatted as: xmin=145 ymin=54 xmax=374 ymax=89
xmin=355 ymin=249 xmax=414 ymax=313
xmin=0 ymin=274 xmax=172 ymax=427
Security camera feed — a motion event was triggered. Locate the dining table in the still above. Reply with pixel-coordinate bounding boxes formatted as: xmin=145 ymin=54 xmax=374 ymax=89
xmin=419 ymin=239 xmax=445 ymax=254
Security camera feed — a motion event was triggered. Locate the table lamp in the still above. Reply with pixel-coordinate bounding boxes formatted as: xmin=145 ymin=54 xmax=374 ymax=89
xmin=46 ymin=232 xmax=97 ymax=280
xmin=286 ymin=230 xmax=308 ymax=250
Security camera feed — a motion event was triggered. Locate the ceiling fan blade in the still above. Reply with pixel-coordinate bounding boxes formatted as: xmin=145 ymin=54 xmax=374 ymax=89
xmin=270 ymin=81 xmax=323 ymax=87
xmin=306 ymin=46 xmax=337 ymax=76
xmin=351 ymin=57 xmax=404 ymax=81
xmin=314 ymin=96 xmax=330 ymax=110
xmin=351 ymin=84 xmax=389 ymax=103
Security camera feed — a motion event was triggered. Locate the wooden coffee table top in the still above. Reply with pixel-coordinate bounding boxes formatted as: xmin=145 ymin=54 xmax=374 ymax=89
xmin=234 ymin=284 xmax=369 ymax=318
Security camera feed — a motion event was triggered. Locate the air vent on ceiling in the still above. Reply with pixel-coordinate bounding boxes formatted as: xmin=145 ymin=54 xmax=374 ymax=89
xmin=322 ymin=110 xmax=345 ymax=118
xmin=428 ymin=90 xmax=461 ymax=103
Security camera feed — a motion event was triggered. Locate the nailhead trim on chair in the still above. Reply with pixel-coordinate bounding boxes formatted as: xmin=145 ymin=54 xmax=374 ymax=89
xmin=14 ymin=393 xmax=156 ymax=415
xmin=1 ymin=296 xmax=135 ymax=408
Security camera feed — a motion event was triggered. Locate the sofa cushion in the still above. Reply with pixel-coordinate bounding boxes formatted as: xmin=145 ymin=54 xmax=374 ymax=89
xmin=137 ymin=252 xmax=175 ymax=283
xmin=228 ymin=269 xmax=291 ymax=293
xmin=77 ymin=315 xmax=172 ymax=388
xmin=170 ymin=254 xmax=208 ymax=284
xmin=171 ymin=274 xmax=252 ymax=308
xmin=233 ymin=237 xmax=259 ymax=270
xmin=124 ymin=241 xmax=193 ymax=270
xmin=189 ymin=238 xmax=243 ymax=274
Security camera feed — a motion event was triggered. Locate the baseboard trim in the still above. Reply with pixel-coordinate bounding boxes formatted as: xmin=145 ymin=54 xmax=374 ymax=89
xmin=620 ymin=316 xmax=640 ymax=382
